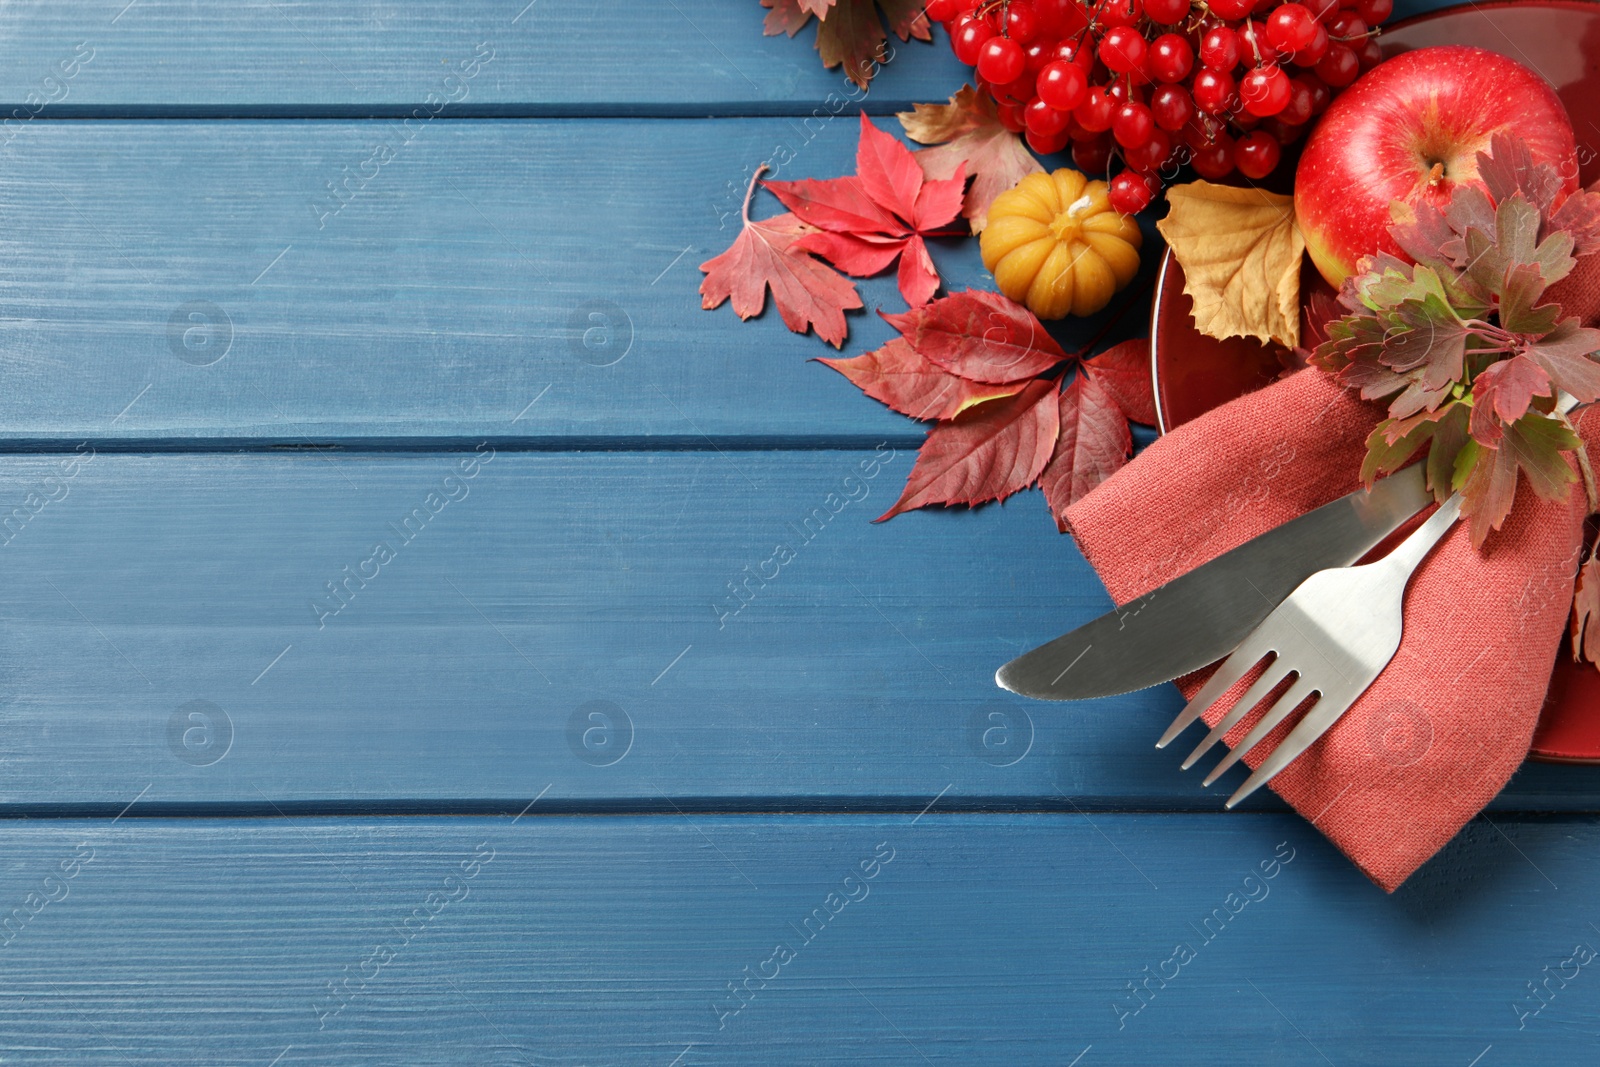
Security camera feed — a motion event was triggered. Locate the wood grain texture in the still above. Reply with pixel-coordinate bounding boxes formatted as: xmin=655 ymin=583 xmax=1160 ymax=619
xmin=0 ymin=0 xmax=970 ymax=115
xmin=0 ymin=118 xmax=1157 ymax=447
xmin=0 ymin=448 xmax=1591 ymax=812
xmin=0 ymin=813 xmax=1590 ymax=1065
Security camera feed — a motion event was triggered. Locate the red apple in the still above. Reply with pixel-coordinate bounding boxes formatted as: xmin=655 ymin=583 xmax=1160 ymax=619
xmin=1295 ymin=45 xmax=1578 ymax=287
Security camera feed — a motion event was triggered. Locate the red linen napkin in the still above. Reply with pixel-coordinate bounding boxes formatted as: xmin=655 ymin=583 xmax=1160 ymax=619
xmin=1063 ymin=368 xmax=1597 ymax=891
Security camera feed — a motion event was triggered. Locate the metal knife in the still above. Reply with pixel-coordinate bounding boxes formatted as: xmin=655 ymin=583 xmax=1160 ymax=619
xmin=995 ymin=463 xmax=1432 ymax=701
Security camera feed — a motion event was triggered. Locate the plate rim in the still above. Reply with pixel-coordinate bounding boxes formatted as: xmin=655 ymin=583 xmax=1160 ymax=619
xmin=1149 ymin=249 xmax=1175 ymax=436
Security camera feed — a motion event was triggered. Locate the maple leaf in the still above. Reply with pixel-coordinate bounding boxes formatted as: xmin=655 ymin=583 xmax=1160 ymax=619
xmin=760 ymin=0 xmax=930 ymax=90
xmin=875 ymin=377 xmax=1061 ymax=521
xmin=815 ymin=337 xmax=1026 ymax=421
xmin=1039 ymin=373 xmax=1132 ymax=529
xmin=1157 ymin=181 xmax=1305 ymax=349
xmin=1083 ymin=338 xmax=1158 ymax=425
xmin=897 ymin=86 xmax=1043 ymax=234
xmin=699 ymin=165 xmax=863 ymax=348
xmin=767 ymin=114 xmax=965 ymax=307
xmin=881 ymin=289 xmax=1066 ymax=383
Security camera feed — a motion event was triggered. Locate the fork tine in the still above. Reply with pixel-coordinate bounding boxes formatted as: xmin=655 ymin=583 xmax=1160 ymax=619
xmin=1154 ymin=633 xmax=1276 ymax=750
xmin=1179 ymin=660 xmax=1292 ymax=771
xmin=1223 ymin=686 xmax=1362 ymax=809
xmin=1201 ymin=676 xmax=1318 ymax=786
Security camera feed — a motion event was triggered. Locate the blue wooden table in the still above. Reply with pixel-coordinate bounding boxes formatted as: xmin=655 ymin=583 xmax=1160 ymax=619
xmin=2 ymin=1 xmax=1597 ymax=1063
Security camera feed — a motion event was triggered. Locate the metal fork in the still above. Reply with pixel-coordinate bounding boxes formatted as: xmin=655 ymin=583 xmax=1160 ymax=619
xmin=1152 ymin=490 xmax=1464 ymax=809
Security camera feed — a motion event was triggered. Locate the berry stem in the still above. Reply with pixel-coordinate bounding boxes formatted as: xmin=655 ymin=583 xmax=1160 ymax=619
xmin=1072 ymin=0 xmax=1115 ymax=52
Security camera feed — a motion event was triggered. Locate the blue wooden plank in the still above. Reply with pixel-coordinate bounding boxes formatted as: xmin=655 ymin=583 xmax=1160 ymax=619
xmin=0 ymin=0 xmax=968 ymax=116
xmin=0 ymin=117 xmax=1158 ymax=447
xmin=0 ymin=448 xmax=1590 ymax=812
xmin=0 ymin=811 xmax=1591 ymax=1064
xmin=0 ymin=0 xmax=1466 ymax=117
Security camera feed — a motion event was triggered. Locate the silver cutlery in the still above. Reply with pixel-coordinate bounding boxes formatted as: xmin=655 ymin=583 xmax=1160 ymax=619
xmin=995 ymin=463 xmax=1431 ymax=700
xmin=1160 ymin=393 xmax=1579 ymax=808
xmin=1155 ymin=489 xmax=1459 ymax=808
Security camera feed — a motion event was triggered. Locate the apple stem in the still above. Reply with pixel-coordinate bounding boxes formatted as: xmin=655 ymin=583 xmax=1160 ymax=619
xmin=1426 ymin=161 xmax=1446 ymax=186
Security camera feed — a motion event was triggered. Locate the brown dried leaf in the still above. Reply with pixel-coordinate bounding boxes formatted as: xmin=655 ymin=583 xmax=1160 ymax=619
xmin=1575 ymin=547 xmax=1600 ymax=668
xmin=1156 ymin=181 xmax=1305 ymax=349
xmin=766 ymin=0 xmax=929 ymax=90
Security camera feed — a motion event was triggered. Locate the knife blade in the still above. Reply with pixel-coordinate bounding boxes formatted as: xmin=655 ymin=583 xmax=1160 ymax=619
xmin=995 ymin=463 xmax=1432 ymax=701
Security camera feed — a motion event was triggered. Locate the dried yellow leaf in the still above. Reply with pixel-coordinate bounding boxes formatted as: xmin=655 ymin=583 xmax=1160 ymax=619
xmin=1156 ymin=181 xmax=1304 ymax=350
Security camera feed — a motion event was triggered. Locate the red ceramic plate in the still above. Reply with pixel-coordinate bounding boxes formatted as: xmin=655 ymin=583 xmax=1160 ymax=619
xmin=1150 ymin=0 xmax=1600 ymax=764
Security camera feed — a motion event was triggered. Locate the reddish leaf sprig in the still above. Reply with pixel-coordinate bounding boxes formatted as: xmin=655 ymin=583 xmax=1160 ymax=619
xmin=1312 ymin=132 xmax=1600 ymax=547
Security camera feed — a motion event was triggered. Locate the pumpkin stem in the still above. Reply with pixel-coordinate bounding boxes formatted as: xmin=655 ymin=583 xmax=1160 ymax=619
xmin=741 ymin=163 xmax=769 ymax=227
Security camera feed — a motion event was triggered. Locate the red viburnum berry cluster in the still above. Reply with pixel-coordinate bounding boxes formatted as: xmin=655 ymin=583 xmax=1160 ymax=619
xmin=923 ymin=0 xmax=1391 ymax=213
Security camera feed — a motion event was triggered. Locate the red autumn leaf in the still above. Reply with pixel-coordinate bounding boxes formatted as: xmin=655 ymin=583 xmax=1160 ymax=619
xmin=882 ymin=289 xmax=1066 ymax=383
xmin=762 ymin=0 xmax=932 ymax=90
xmin=1083 ymin=338 xmax=1158 ymax=425
xmin=857 ymin=106 xmax=924 ymax=223
xmin=767 ymin=113 xmax=966 ymax=307
xmin=1039 ymin=374 xmax=1133 ymax=530
xmin=790 ymin=230 xmax=904 ymax=277
xmin=816 ymin=337 xmax=1028 ymax=421
xmin=895 ymin=233 xmax=940 ymax=309
xmin=875 ymin=377 xmax=1061 ymax=521
xmin=769 ymin=175 xmax=902 ymax=234
xmin=700 ymin=167 xmax=863 ymax=348
xmin=897 ymin=86 xmax=1044 ymax=234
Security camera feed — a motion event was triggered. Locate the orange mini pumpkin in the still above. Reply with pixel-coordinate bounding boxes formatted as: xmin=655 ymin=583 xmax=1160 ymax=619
xmin=979 ymin=168 xmax=1142 ymax=319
